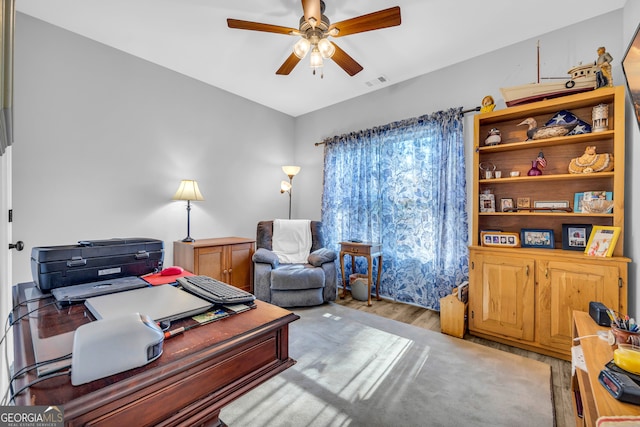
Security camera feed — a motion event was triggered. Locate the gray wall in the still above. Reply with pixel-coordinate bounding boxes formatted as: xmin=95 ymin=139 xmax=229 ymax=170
xmin=293 ymin=9 xmax=639 ymax=315
xmin=13 ymin=8 xmax=639 ymax=317
xmin=13 ymin=13 xmax=296 ymax=282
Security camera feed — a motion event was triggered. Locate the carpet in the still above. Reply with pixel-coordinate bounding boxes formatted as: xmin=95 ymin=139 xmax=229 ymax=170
xmin=220 ymin=303 xmax=554 ymax=427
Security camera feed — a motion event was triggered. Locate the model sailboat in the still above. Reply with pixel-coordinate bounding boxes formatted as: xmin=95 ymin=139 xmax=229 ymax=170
xmin=500 ymin=42 xmax=597 ymax=107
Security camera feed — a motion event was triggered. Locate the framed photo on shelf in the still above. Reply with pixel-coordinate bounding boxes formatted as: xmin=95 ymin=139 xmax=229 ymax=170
xmin=533 ymin=200 xmax=570 ymax=212
xmin=623 ymin=21 xmax=640 ymax=131
xmin=480 ymin=231 xmax=520 ymax=248
xmin=585 ymin=226 xmax=621 ymax=257
xmin=574 ymin=191 xmax=613 ymax=213
xmin=479 ymin=193 xmax=495 ymax=213
xmin=517 ymin=197 xmax=530 ymax=209
xmin=520 ymin=229 xmax=555 ymax=249
xmin=500 ymin=198 xmax=514 ymax=212
xmin=561 ymin=224 xmax=593 ymax=251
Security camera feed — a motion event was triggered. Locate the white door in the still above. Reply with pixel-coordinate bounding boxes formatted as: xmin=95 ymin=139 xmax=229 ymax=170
xmin=0 ymin=146 xmax=13 ymax=397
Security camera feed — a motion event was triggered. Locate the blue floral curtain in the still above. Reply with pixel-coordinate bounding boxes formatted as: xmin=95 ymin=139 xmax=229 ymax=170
xmin=321 ymin=108 xmax=468 ymax=310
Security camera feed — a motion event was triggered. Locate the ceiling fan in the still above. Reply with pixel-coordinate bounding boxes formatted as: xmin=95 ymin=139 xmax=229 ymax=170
xmin=227 ymin=0 xmax=401 ymax=77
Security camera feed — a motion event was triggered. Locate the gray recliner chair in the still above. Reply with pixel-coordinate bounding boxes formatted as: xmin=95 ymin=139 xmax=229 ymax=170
xmin=252 ymin=220 xmax=337 ymax=307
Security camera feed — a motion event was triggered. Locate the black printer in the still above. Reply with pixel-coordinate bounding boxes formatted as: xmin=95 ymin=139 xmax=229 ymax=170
xmin=31 ymin=238 xmax=164 ymax=292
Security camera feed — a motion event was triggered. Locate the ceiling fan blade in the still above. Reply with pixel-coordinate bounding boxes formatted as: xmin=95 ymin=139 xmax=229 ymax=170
xmin=227 ymin=18 xmax=297 ymax=35
xmin=329 ymin=6 xmax=401 ymax=37
xmin=301 ymin=0 xmax=322 ymax=27
xmin=276 ymin=53 xmax=302 ymax=75
xmin=330 ymin=42 xmax=363 ymax=76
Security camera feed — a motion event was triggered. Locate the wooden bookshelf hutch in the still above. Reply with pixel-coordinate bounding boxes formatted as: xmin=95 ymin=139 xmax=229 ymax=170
xmin=468 ymin=86 xmax=631 ymax=361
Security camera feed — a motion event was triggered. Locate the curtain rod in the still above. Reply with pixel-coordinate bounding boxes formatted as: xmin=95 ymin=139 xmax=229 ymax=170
xmin=314 ymin=106 xmax=481 ymax=146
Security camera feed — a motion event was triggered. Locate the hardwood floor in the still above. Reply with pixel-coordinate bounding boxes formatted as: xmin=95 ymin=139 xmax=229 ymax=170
xmin=334 ymin=296 xmax=572 ymax=427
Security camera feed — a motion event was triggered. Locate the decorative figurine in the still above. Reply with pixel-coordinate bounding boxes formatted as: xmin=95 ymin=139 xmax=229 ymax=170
xmin=568 ymin=145 xmax=614 ymax=174
xmin=528 ymin=151 xmax=546 ymax=176
xmin=518 ymin=117 xmax=577 ymax=140
xmin=595 ymin=46 xmax=613 ymax=89
xmin=480 ymin=95 xmax=496 ymax=113
xmin=592 ymin=103 xmax=609 ymax=132
xmin=484 ymin=128 xmax=501 ymax=146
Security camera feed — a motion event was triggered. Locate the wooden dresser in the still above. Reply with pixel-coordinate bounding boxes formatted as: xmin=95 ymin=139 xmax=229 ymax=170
xmin=174 ymin=237 xmax=255 ymax=293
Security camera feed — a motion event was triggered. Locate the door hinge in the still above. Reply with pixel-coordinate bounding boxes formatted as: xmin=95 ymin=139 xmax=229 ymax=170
xmin=619 ymin=277 xmax=623 ymax=288
xmin=471 ymin=310 xmax=474 ymax=319
xmin=8 ymin=209 xmax=12 ymax=223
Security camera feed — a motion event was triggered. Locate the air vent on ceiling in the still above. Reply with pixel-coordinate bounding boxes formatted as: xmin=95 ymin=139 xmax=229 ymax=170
xmin=365 ymin=75 xmax=389 ymax=87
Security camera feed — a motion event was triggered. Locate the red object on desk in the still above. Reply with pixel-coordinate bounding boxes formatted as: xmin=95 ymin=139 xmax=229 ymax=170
xmin=142 ymin=270 xmax=194 ymax=286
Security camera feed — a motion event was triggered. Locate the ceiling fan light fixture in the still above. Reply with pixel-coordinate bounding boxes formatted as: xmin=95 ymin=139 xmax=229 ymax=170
xmin=309 ymin=47 xmax=323 ymax=68
xmin=293 ymin=38 xmax=311 ymax=59
xmin=317 ymin=38 xmax=335 ymax=58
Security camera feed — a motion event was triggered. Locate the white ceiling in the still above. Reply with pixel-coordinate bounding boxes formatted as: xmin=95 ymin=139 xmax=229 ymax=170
xmin=16 ymin=0 xmax=626 ymax=117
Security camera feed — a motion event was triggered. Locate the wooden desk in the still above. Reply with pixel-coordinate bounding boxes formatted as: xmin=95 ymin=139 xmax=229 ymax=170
xmin=12 ymin=282 xmax=298 ymax=427
xmin=572 ymin=311 xmax=640 ymax=426
xmin=339 ymin=241 xmax=383 ymax=306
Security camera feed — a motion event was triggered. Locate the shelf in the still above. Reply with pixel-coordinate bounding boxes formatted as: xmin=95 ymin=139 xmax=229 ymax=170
xmin=477 ymin=130 xmax=615 ymax=152
xmin=475 ymin=87 xmax=620 ymax=126
xmin=479 ymin=212 xmax=613 ymax=218
xmin=480 ymin=172 xmax=614 ymax=184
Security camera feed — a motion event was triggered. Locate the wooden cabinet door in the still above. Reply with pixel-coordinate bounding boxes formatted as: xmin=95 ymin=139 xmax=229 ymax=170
xmin=538 ymin=259 xmax=619 ymax=351
xmin=469 ymin=251 xmax=535 ymax=341
xmin=195 ymin=246 xmax=224 ymax=280
xmin=226 ymin=243 xmax=253 ymax=292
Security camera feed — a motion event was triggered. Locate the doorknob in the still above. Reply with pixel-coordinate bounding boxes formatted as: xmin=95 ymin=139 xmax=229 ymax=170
xmin=9 ymin=241 xmax=24 ymax=251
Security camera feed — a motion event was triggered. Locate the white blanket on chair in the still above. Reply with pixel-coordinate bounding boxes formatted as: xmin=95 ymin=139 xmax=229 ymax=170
xmin=272 ymin=219 xmax=312 ymax=264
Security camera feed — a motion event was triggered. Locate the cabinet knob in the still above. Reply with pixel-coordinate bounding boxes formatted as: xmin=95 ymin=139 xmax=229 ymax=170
xmin=223 ymin=269 xmax=228 ymax=275
xmin=228 ymin=269 xmax=232 ymax=274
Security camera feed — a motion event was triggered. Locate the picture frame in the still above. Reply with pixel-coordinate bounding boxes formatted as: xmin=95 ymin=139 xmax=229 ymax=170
xmin=585 ymin=226 xmax=621 ymax=257
xmin=479 ymin=193 xmax=495 ymax=213
xmin=500 ymin=198 xmax=514 ymax=212
xmin=480 ymin=231 xmax=520 ymax=248
xmin=623 ymin=22 xmax=640 ymax=132
xmin=573 ymin=191 xmax=613 ymax=213
xmin=561 ymin=224 xmax=593 ymax=251
xmin=517 ymin=197 xmax=530 ymax=209
xmin=533 ymin=200 xmax=570 ymax=212
xmin=520 ymin=229 xmax=555 ymax=249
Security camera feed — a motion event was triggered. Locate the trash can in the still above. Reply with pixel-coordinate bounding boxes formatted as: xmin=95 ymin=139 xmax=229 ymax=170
xmin=349 ymin=274 xmax=369 ymax=301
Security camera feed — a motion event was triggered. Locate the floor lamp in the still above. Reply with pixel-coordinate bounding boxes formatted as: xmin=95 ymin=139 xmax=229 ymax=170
xmin=280 ymin=166 xmax=300 ymax=220
xmin=173 ymin=179 xmax=205 ymax=242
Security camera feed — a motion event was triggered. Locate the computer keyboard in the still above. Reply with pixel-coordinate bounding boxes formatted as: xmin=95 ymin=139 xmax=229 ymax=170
xmin=176 ymin=275 xmax=255 ymax=305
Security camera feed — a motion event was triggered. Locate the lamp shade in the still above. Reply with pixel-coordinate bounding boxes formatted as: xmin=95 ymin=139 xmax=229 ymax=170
xmin=309 ymin=47 xmax=323 ymax=68
xmin=282 ymin=165 xmax=301 ymax=177
xmin=280 ymin=180 xmax=292 ymax=193
xmin=293 ymin=38 xmax=311 ymax=59
xmin=318 ymin=38 xmax=335 ymax=59
xmin=172 ymin=180 xmax=205 ymax=201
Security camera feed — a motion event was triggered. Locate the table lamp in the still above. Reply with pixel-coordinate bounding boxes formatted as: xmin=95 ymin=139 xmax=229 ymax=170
xmin=173 ymin=179 xmax=205 ymax=242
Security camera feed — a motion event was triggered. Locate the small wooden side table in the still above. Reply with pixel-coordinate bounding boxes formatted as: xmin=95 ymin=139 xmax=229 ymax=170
xmin=339 ymin=241 xmax=383 ymax=306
